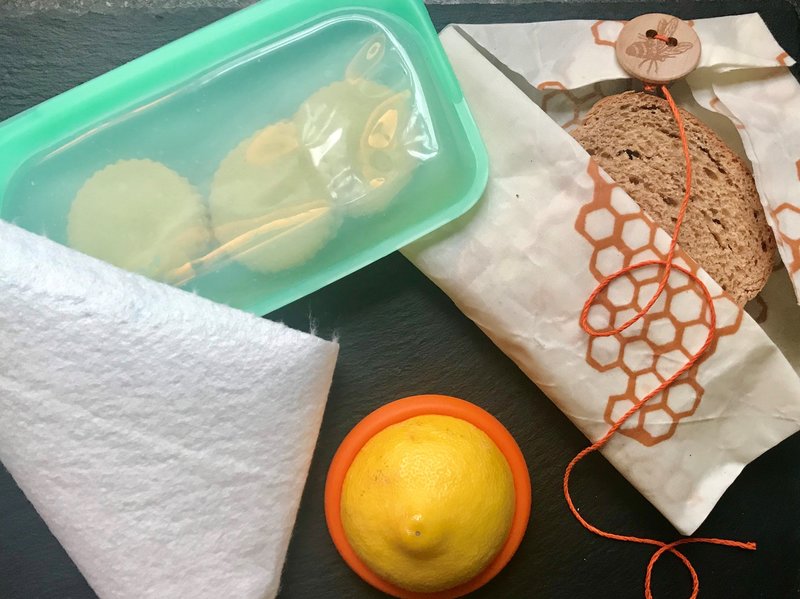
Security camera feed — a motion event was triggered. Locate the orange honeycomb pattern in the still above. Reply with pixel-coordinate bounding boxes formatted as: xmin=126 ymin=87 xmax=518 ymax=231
xmin=768 ymin=160 xmax=800 ymax=275
xmin=537 ymin=81 xmax=632 ymax=130
xmin=575 ymin=160 xmax=743 ymax=446
xmin=774 ymin=202 xmax=800 ymax=274
xmin=591 ymin=20 xmax=626 ymax=47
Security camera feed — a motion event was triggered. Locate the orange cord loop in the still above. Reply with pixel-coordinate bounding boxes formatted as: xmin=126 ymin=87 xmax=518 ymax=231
xmin=567 ymin=84 xmax=756 ymax=598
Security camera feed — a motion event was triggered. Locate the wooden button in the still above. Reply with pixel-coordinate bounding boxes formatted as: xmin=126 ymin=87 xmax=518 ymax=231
xmin=615 ymin=13 xmax=701 ymax=84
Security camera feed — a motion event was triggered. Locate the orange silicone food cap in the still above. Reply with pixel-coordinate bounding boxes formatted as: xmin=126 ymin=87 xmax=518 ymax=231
xmin=324 ymin=394 xmax=532 ymax=599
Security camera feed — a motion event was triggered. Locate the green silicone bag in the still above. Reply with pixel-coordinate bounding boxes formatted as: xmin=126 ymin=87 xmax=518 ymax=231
xmin=0 ymin=0 xmax=487 ymax=315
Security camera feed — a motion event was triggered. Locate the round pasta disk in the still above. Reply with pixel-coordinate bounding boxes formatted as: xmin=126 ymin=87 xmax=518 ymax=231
xmin=294 ymin=79 xmax=418 ymax=217
xmin=210 ymin=120 xmax=337 ymax=273
xmin=67 ymin=159 xmax=210 ymax=282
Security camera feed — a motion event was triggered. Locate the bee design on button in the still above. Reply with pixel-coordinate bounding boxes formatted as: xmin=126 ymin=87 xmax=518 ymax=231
xmin=625 ymin=17 xmax=694 ymax=75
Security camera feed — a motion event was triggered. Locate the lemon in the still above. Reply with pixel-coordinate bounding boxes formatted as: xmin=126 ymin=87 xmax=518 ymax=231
xmin=340 ymin=414 xmax=515 ymax=593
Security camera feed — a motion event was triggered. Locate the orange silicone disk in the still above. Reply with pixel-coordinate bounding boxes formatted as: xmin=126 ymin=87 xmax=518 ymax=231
xmin=324 ymin=394 xmax=532 ymax=599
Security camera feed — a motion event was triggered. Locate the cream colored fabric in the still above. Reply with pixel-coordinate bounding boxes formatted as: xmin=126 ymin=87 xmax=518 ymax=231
xmin=404 ymin=25 xmax=800 ymax=536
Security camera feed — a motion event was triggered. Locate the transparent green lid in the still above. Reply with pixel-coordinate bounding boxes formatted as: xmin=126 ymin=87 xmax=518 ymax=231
xmin=0 ymin=0 xmax=488 ymax=315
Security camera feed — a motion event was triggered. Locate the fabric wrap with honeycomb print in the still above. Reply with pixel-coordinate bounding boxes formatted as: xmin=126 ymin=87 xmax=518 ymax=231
xmin=404 ymin=26 xmax=800 ymax=536
xmin=456 ymin=13 xmax=800 ymax=309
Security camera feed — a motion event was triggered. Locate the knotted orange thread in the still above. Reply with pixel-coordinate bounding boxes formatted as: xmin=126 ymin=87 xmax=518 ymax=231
xmin=566 ymin=82 xmax=756 ymax=599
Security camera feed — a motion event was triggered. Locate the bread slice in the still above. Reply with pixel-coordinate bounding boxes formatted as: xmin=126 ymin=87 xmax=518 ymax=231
xmin=571 ymin=91 xmax=775 ymax=306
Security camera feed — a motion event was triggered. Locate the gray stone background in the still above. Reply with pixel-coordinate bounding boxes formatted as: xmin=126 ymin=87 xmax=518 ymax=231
xmin=0 ymin=0 xmax=693 ymax=11
xmin=1 ymin=0 xmax=794 ymax=17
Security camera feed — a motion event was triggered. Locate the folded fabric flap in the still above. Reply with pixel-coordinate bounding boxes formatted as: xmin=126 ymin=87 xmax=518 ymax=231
xmin=686 ymin=68 xmax=800 ymax=303
xmin=0 ymin=221 xmax=338 ymax=599
xmin=458 ymin=13 xmax=794 ymax=91
xmin=405 ymin=28 xmax=800 ymax=535
xmin=456 ymin=15 xmax=800 ymax=303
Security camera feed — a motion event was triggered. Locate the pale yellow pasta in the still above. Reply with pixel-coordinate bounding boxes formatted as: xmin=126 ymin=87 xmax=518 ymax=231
xmin=294 ymin=79 xmax=418 ymax=217
xmin=68 ymin=159 xmax=210 ymax=281
xmin=209 ymin=121 xmax=337 ymax=273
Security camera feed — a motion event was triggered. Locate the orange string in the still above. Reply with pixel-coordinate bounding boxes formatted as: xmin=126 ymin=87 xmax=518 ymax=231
xmin=565 ymin=83 xmax=756 ymax=598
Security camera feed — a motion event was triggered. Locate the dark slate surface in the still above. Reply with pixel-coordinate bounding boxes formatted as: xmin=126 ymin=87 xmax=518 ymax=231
xmin=1 ymin=2 xmax=799 ymax=598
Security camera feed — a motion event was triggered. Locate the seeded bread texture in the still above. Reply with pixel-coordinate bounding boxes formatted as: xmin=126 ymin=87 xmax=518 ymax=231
xmin=571 ymin=91 xmax=775 ymax=306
